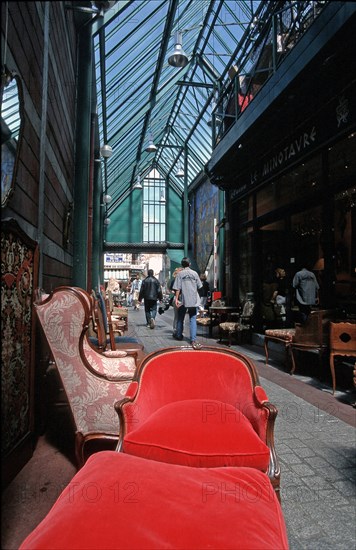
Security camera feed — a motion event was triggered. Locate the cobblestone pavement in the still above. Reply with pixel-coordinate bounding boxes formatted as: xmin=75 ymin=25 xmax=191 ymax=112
xmin=129 ymin=305 xmax=356 ymax=550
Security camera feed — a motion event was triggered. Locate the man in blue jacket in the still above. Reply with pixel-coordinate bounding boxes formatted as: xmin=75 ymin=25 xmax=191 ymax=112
xmin=138 ymin=269 xmax=163 ymax=329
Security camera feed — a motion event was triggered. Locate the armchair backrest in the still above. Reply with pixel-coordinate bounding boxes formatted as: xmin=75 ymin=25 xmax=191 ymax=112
xmin=294 ymin=309 xmax=335 ymax=346
xmin=120 ymin=346 xmax=271 ymax=441
xmin=329 ymin=322 xmax=356 ymax=354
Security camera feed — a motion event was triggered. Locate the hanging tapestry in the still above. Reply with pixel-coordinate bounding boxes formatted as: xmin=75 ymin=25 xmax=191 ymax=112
xmin=1 ymin=219 xmax=38 ymax=465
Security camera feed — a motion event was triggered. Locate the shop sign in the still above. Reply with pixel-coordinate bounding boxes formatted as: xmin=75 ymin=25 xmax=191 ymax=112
xmin=230 ymin=124 xmax=320 ymax=202
xmin=230 ymin=85 xmax=355 ymax=203
xmin=261 ymin=126 xmax=316 ymax=178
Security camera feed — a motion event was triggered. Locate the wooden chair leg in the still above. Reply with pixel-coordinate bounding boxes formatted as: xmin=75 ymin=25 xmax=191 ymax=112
xmin=228 ymin=332 xmax=233 ymax=347
xmin=264 ymin=337 xmax=270 ymax=365
xmin=330 ymin=353 xmax=336 ymax=395
xmin=290 ymin=347 xmax=297 ymax=375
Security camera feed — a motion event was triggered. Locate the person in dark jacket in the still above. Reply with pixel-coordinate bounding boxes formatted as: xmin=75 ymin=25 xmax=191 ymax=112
xmin=198 ymin=273 xmax=210 ymax=310
xmin=138 ymin=269 xmax=163 ymax=329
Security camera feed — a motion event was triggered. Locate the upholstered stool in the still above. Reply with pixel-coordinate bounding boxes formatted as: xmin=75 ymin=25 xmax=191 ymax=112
xmin=264 ymin=328 xmax=296 ymax=370
xmin=219 ymin=318 xmax=253 ymax=347
xmin=196 ymin=311 xmax=211 ymax=338
xmin=19 ymin=452 xmax=289 ymax=550
xmin=218 ymin=322 xmax=237 ymax=346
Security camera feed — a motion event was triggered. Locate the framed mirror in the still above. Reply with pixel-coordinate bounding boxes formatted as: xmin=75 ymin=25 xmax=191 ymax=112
xmin=1 ymin=66 xmax=24 ymax=208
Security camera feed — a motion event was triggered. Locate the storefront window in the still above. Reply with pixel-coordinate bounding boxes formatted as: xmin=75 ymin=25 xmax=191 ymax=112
xmin=290 ymin=206 xmax=323 ymax=270
xmin=328 ymin=132 xmax=356 ymax=186
xmin=256 ymin=154 xmax=322 ymax=217
xmin=334 ymin=186 xmax=356 ymax=307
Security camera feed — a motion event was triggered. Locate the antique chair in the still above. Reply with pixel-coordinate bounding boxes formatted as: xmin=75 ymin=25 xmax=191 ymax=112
xmin=264 ymin=327 xmax=296 ymax=369
xmin=91 ymin=289 xmax=144 ymax=356
xmin=208 ymin=299 xmax=225 ymax=335
xmin=115 ymin=346 xmax=281 ymax=497
xmin=34 ymin=286 xmax=138 ymax=466
xmin=329 ymin=322 xmax=356 ymax=394
xmin=218 ymin=298 xmax=255 ymax=346
xmin=265 ymin=309 xmax=335 ymax=376
xmin=107 ymin=289 xmax=129 ymax=332
xmin=290 ymin=309 xmax=335 ymax=375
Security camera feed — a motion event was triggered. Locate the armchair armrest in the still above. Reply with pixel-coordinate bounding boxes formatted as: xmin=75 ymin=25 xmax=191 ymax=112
xmin=125 ymin=381 xmax=139 ymax=400
xmin=114 ymin=382 xmax=139 ymax=451
xmin=83 ymin=339 xmax=137 ymax=381
xmin=254 ymin=385 xmax=269 ymax=405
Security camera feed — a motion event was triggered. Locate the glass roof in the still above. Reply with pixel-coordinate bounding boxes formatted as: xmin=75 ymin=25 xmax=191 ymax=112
xmin=92 ymin=0 xmax=273 ymax=215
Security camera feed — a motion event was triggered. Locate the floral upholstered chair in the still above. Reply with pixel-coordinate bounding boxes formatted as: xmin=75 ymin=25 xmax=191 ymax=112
xmin=115 ymin=346 xmax=281 ymax=498
xmin=35 ymin=286 xmax=138 ymax=466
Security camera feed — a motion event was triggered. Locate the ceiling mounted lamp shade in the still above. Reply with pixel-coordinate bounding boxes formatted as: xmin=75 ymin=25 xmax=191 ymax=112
xmin=132 ymin=174 xmax=143 ymax=190
xmin=168 ymin=31 xmax=189 ymax=68
xmin=103 ymin=194 xmax=112 ymax=204
xmin=145 ymin=139 xmax=157 ymax=153
xmin=100 ymin=144 xmax=113 ymax=159
xmin=176 ymin=162 xmax=184 ymax=178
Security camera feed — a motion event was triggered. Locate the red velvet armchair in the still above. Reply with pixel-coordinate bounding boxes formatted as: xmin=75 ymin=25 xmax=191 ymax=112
xmin=115 ymin=346 xmax=281 ymax=496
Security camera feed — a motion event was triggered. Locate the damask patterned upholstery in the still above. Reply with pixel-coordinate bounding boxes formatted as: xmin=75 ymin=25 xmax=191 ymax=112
xmin=264 ymin=328 xmax=296 ymax=369
xmin=35 ymin=287 xmax=137 ymax=466
xmin=218 ymin=321 xmax=253 ymax=346
xmin=265 ymin=328 xmax=296 ymax=342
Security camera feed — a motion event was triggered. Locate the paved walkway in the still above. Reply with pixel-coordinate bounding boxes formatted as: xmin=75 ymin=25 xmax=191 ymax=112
xmin=128 ymin=305 xmax=356 ymax=549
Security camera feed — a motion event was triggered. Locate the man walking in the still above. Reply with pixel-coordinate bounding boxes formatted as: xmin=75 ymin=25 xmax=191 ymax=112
xmin=138 ymin=269 xmax=163 ymax=329
xmin=173 ymin=257 xmax=202 ymax=349
xmin=131 ymin=274 xmax=142 ymax=310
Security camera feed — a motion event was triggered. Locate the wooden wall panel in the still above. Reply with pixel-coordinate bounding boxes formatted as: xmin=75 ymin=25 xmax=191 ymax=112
xmin=1 ymin=2 xmax=79 ymax=483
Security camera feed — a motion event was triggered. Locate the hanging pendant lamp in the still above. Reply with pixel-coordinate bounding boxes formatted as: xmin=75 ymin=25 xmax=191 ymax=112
xmin=168 ymin=31 xmax=189 ymax=68
xmin=132 ymin=174 xmax=143 ymax=190
xmin=145 ymin=138 xmax=157 ymax=153
xmin=176 ymin=162 xmax=184 ymax=178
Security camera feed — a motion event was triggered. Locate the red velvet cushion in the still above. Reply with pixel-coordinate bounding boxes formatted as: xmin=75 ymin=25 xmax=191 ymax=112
xmin=19 ymin=451 xmax=289 ymax=550
xmin=123 ymin=399 xmax=270 ymax=470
